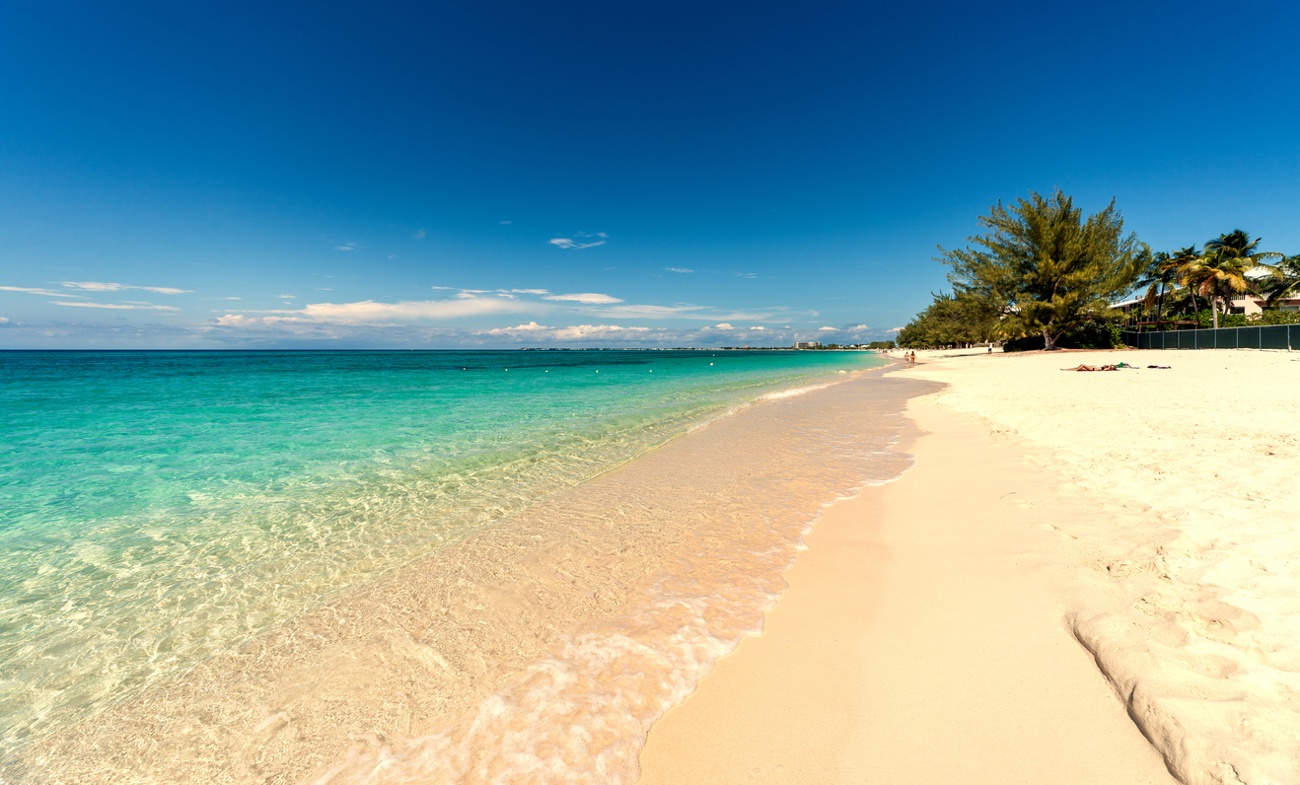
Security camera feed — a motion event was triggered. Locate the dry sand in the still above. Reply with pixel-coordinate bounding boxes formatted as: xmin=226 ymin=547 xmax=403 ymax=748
xmin=637 ymin=348 xmax=1300 ymax=785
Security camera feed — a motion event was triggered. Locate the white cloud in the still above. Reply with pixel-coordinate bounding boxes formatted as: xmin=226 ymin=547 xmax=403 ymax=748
xmin=230 ymin=282 xmax=798 ymax=337
xmin=335 ymin=243 xmax=357 ymax=251
xmin=735 ymin=272 xmax=757 ymax=279
xmin=278 ymin=294 xmax=296 ymax=300
xmin=218 ymin=296 xmax=527 ymax=327
xmin=499 ymin=220 xmax=512 ymax=225
xmin=214 ymin=314 xmax=264 ymax=327
xmin=0 ymin=285 xmax=85 ymax=298
xmin=297 ymin=298 xmax=524 ymax=322
xmin=486 ymin=321 xmax=549 ymax=334
xmin=665 ymin=267 xmax=694 ymax=274
xmin=0 ymin=317 xmax=9 ymax=324
xmin=60 ymin=281 xmax=192 ymax=295
xmin=542 ymin=292 xmax=623 ymax=304
xmin=53 ymin=301 xmax=181 ymax=311
xmin=220 ymin=296 xmax=242 ymax=300
xmin=596 ymin=304 xmax=711 ymax=319
xmin=549 ymin=238 xmax=604 ymax=250
xmin=814 ymin=324 xmax=874 ymax=337
xmin=591 ymin=303 xmax=790 ymax=323
xmin=750 ymin=326 xmax=767 ymax=331
xmin=483 ymin=322 xmax=654 ymax=342
xmin=549 ymin=232 xmax=608 ymax=250
xmin=413 ymin=228 xmax=426 ymax=240
xmin=887 ymin=326 xmax=904 ymax=334
xmin=59 ymin=281 xmax=119 ymax=292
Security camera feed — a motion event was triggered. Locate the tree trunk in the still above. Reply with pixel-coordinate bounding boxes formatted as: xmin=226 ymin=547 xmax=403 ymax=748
xmin=1042 ymin=327 xmax=1056 ymax=350
xmin=1211 ymin=297 xmax=1220 ymax=330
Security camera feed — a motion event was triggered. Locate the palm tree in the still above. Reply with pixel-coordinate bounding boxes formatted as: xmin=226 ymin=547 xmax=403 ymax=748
xmin=1188 ymin=231 xmax=1281 ymax=329
xmin=1263 ymin=254 xmax=1300 ymax=307
xmin=1137 ymin=249 xmax=1191 ymax=325
xmin=1163 ymin=245 xmax=1204 ymax=323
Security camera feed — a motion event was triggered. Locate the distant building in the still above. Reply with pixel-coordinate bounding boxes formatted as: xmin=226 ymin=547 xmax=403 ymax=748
xmin=1227 ymin=294 xmax=1300 ymax=315
xmin=1112 ymin=287 xmax=1300 ymax=326
xmin=793 ymin=341 xmax=821 ymax=349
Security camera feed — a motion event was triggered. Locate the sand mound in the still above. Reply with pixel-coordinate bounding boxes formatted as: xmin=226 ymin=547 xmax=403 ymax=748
xmin=910 ymin=348 xmax=1300 ymax=784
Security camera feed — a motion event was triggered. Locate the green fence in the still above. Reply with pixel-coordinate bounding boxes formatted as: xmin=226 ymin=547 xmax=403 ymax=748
xmin=1122 ymin=325 xmax=1298 ymax=350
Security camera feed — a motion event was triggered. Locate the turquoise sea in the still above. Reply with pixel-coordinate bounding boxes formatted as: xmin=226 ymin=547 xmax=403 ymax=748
xmin=0 ymin=349 xmax=886 ymax=756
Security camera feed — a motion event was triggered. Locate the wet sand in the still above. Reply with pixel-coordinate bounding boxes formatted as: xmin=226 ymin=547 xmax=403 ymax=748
xmin=13 ymin=372 xmax=924 ymax=785
xmin=637 ymin=397 xmax=1176 ymax=784
xmin=641 ymin=347 xmax=1300 ymax=785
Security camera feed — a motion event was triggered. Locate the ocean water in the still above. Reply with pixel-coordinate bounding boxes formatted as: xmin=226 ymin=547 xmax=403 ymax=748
xmin=0 ymin=348 xmax=892 ymax=768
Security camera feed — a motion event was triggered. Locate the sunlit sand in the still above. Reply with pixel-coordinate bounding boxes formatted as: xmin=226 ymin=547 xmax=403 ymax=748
xmin=641 ymin=348 xmax=1299 ymax=784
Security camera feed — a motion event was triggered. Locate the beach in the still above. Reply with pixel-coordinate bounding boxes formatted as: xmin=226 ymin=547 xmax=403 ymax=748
xmin=8 ymin=348 xmax=1300 ymax=784
xmin=639 ymin=348 xmax=1300 ymax=785
xmin=4 ymin=351 xmax=916 ymax=784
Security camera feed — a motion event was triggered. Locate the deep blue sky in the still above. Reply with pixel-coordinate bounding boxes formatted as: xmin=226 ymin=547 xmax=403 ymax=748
xmin=2 ymin=0 xmax=1297 ymax=348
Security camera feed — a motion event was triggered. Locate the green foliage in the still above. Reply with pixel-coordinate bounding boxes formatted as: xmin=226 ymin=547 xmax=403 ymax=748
xmin=1253 ymin=309 xmax=1300 ymax=325
xmin=1264 ymin=254 xmax=1300 ymax=306
xmin=865 ymin=340 xmax=896 ymax=350
xmin=1185 ymin=308 xmax=1300 ymax=328
xmin=1136 ymin=246 xmax=1197 ymax=323
xmin=896 ymin=291 xmax=1001 ymax=349
xmin=1002 ymin=317 xmax=1124 ymax=352
xmin=1178 ymin=230 xmax=1282 ymax=329
xmin=1125 ymin=233 xmax=1294 ymax=329
xmin=938 ymin=189 xmax=1147 ymax=350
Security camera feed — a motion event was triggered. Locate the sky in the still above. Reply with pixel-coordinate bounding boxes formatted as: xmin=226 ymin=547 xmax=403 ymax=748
xmin=2 ymin=0 xmax=1298 ymax=349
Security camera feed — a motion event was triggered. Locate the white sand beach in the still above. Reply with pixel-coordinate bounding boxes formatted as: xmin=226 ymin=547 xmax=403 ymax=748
xmin=639 ymin=348 xmax=1300 ymax=785
xmin=19 ymin=349 xmax=1300 ymax=785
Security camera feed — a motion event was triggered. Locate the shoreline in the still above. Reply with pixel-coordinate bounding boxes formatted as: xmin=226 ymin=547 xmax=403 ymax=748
xmin=14 ymin=369 xmax=922 ymax=785
xmin=639 ymin=348 xmax=1300 ymax=785
xmin=636 ymin=390 xmax=1176 ymax=784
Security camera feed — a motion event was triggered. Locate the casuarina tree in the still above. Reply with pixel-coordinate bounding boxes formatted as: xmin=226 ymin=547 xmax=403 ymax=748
xmin=937 ymin=189 xmax=1148 ymax=350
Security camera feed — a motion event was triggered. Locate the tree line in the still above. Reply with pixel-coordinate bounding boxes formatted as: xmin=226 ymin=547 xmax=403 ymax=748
xmin=897 ymin=190 xmax=1300 ymax=350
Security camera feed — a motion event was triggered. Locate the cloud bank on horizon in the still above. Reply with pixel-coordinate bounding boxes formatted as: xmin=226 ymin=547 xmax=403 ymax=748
xmin=0 ymin=276 xmax=876 ymax=348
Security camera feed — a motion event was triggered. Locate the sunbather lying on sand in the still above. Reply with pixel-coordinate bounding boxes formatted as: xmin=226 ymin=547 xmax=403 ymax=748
xmin=1063 ymin=364 xmax=1119 ymax=372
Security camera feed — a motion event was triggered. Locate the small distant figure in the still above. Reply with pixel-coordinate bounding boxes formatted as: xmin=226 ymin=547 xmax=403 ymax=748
xmin=987 ymin=342 xmax=993 ymax=354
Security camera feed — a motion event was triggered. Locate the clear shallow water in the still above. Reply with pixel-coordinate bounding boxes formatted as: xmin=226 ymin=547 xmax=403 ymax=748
xmin=0 ymin=349 xmax=883 ymax=752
